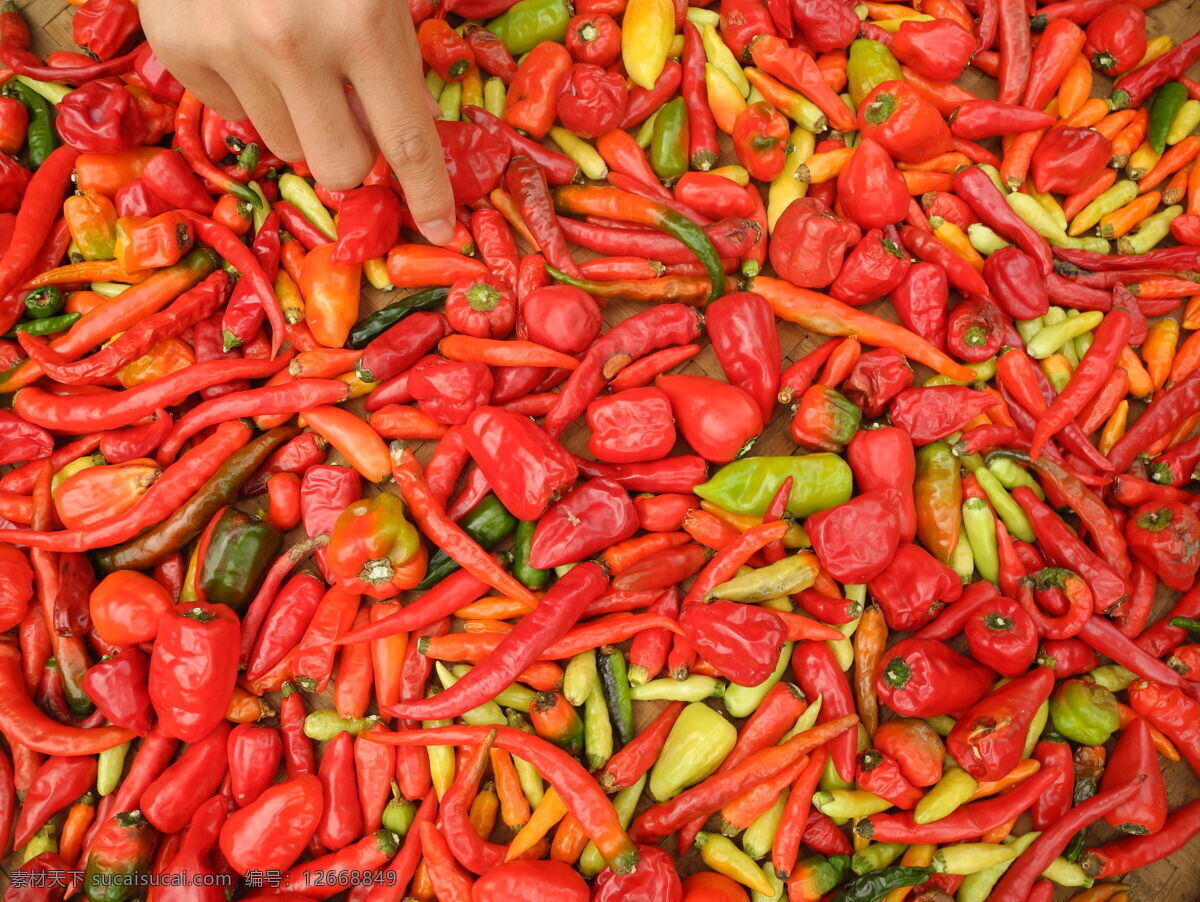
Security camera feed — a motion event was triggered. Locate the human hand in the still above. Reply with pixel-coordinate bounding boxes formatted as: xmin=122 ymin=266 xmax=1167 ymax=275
xmin=139 ymin=0 xmax=455 ymax=244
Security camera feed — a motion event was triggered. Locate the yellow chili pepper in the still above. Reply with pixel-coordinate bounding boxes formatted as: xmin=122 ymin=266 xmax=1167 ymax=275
xmin=709 ymin=551 xmax=819 ymax=602
xmin=914 ymin=768 xmax=978 ymax=824
xmin=622 ymin=0 xmax=675 ymax=89
xmin=696 ymin=832 xmax=776 ymax=896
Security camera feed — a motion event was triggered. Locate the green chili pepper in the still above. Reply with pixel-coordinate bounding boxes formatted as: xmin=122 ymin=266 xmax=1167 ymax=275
xmin=348 ymin=286 xmax=450 ymax=348
xmin=4 ymin=311 xmax=79 ymax=338
xmin=506 ymin=711 xmax=545 ymax=808
xmin=650 ymin=96 xmax=689 ymax=182
xmin=1049 ymin=679 xmax=1120 ymax=746
xmin=9 ymin=79 xmax=56 ymax=168
xmin=94 ymin=426 xmax=300 ymax=572
xmin=597 ymin=645 xmax=634 ymax=746
xmin=512 ymin=519 xmax=550 ymax=589
xmin=24 ymin=285 xmax=64 ymax=319
xmin=195 ymin=507 xmax=282 ymax=612
xmin=84 ymin=811 xmax=154 ymax=902
xmin=278 ymin=172 xmax=337 ymax=240
xmin=1118 ymin=204 xmax=1183 ymax=255
xmin=957 ymin=831 xmax=1038 ymax=902
xmin=741 ymin=789 xmax=789 ymax=857
xmin=962 ymin=497 xmax=999 ymax=583
xmin=382 ymin=794 xmax=416 ymax=836
xmin=1170 ymin=616 xmax=1200 ymax=637
xmin=650 ymin=701 xmax=737 ymax=800
xmin=1149 ymin=81 xmax=1189 ymax=153
xmin=487 ymin=0 xmax=570 ymax=53
xmin=830 ymin=865 xmax=934 ymax=902
xmin=851 ymin=843 xmax=908 ymax=875
xmin=584 ymin=681 xmax=614 ymax=771
xmin=303 ymin=709 xmax=374 ymax=741
xmin=579 ymin=774 xmax=646 ymax=877
xmin=789 ymin=855 xmax=852 ymax=900
xmin=987 ymin=457 xmax=1045 ymax=498
xmin=417 ymin=494 xmax=517 ymax=588
xmin=449 ymin=663 xmax=535 ymax=712
xmin=22 ymin=823 xmax=57 ymax=864
xmin=1088 ymin=663 xmax=1137 ymax=692
xmin=846 ymin=40 xmax=902 ymax=108
xmin=96 ymin=741 xmax=129 ymax=797
xmin=724 ymin=644 xmax=793 ymax=718
xmin=914 ymin=768 xmax=977 ymax=824
xmin=695 ymin=454 xmax=852 ymax=517
xmin=630 ymin=674 xmax=725 ymax=702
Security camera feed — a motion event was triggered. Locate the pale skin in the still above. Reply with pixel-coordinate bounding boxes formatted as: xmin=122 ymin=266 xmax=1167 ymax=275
xmin=139 ymin=0 xmax=456 ymax=245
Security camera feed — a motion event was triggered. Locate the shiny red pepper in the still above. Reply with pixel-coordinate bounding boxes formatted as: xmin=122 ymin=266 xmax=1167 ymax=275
xmin=1030 ymin=127 xmax=1112 ymax=195
xmin=148 ymin=602 xmax=239 ymax=742
xmin=704 ymin=291 xmax=780 ymax=422
xmin=857 ymin=81 xmax=953 ymax=164
xmin=892 ymin=19 xmax=974 ymax=81
xmin=807 ymin=489 xmax=904 ymax=583
xmin=891 ymin=261 xmax=949 ymax=351
xmin=56 ymin=79 xmax=146 ymax=153
xmin=556 ymin=63 xmax=627 ymax=139
xmin=1126 ymin=501 xmax=1200 ymax=591
xmin=964 ymin=594 xmax=1038 ymax=678
xmin=876 ymin=636 xmax=994 ymax=717
xmin=72 ymin=0 xmax=139 ymax=60
xmin=829 ymin=228 xmax=911 ymax=307
xmin=868 ymin=542 xmax=963 ymax=630
xmin=947 ymin=666 xmax=1055 ymax=781
xmin=528 ymin=478 xmax=639 ymax=570
xmin=586 ymin=387 xmax=677 ymax=463
xmin=837 ymin=138 xmax=910 ymax=229
xmin=768 ymin=197 xmax=857 ymax=288
xmin=731 ymin=102 xmax=790 ymax=180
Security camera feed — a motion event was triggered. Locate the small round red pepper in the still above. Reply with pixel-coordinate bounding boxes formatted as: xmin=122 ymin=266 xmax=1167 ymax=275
xmin=1084 ymin=4 xmax=1147 ymax=75
xmin=565 ymin=13 xmax=622 ymax=67
xmin=837 ymin=138 xmax=910 ymax=230
xmin=857 ymin=81 xmax=954 ymax=164
xmin=731 ymin=101 xmax=790 ymax=181
xmin=829 ymin=228 xmax=911 ymax=307
xmin=446 ymin=273 xmax=518 ymax=339
xmin=56 ymin=79 xmax=146 ymax=153
xmin=1126 ymin=501 xmax=1200 ymax=592
xmin=964 ymin=594 xmax=1039 ymax=678
xmin=892 ymin=19 xmax=975 ymax=82
xmin=586 ymin=387 xmax=677 ymax=464
xmin=557 ymin=63 xmax=628 ymax=139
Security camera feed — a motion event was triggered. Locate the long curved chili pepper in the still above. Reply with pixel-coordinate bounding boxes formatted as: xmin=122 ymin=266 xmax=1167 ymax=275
xmin=237 ymin=534 xmax=329 ymax=666
xmin=0 ymin=42 xmax=145 ymax=83
xmin=387 ymin=563 xmax=608 ymax=720
xmin=365 ymin=723 xmax=638 ymax=874
xmin=175 ymin=92 xmax=260 ymax=206
xmin=1106 ymin=370 xmax=1200 ymax=472
xmin=157 ymin=378 xmax=349 ymax=463
xmin=13 ymin=353 xmax=290 ymax=433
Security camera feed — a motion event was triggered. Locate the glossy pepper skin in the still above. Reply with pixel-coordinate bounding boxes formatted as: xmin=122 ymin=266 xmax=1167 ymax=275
xmin=838 ymin=138 xmax=910 ymax=229
xmin=528 ymin=477 xmax=639 ymax=569
xmin=1031 ymin=127 xmax=1113 ymax=195
xmin=1100 ymin=717 xmax=1167 ymax=835
xmin=326 ymin=493 xmax=422 ymax=598
xmin=705 ymin=291 xmax=781 ymax=422
xmin=694 ymin=454 xmax=852 ymax=518
xmin=847 ymin=427 xmax=918 ymax=543
xmin=84 ymin=811 xmax=155 ymax=902
xmin=219 ymin=774 xmax=324 ymax=874
xmin=890 ymin=386 xmax=997 ymax=445
xmin=680 ymin=599 xmax=786 ymax=686
xmin=875 ymin=637 xmax=994 ymax=717
xmin=80 ymin=647 xmax=153 ymax=736
xmin=983 ymin=246 xmax=1051 ymax=320
xmin=1084 ymin=4 xmax=1147 ymax=75
xmin=657 ymin=374 xmax=763 ymax=464
xmin=829 ymin=229 xmax=910 ymax=307
xmin=592 ymin=843 xmax=682 ymax=901
xmin=963 ymin=594 xmax=1038 ymax=678
xmin=731 ymin=101 xmax=790 ymax=180
xmin=464 ymin=406 xmax=577 ymax=521
xmin=148 ymin=602 xmax=240 ymax=743
xmin=841 ymin=349 xmax=913 ymax=417
xmin=768 ymin=197 xmax=857 ymax=288
xmin=857 ymin=81 xmax=953 ymax=164
xmin=892 ymin=19 xmax=974 ymax=81
xmin=891 ymin=262 xmax=948 ymax=350
xmin=1050 ymin=678 xmax=1121 ymax=746
xmin=868 ymin=543 xmax=963 ymax=630
xmin=1125 ymin=501 xmax=1200 ymax=591
xmin=193 ymin=507 xmax=282 ymax=611
xmin=947 ymin=297 xmax=1006 ymax=363
xmin=806 ymin=489 xmax=903 ymax=583
xmin=947 ymin=665 xmax=1055 ymax=781
xmin=790 ymin=384 xmax=861 ymax=453
xmin=586 ymin=387 xmax=677 ymax=463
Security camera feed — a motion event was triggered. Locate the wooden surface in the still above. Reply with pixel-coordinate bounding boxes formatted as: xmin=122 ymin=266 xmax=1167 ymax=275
xmin=14 ymin=0 xmax=1200 ymax=897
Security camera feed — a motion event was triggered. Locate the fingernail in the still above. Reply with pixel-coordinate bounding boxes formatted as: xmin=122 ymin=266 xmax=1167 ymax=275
xmin=421 ymin=217 xmax=455 ymax=246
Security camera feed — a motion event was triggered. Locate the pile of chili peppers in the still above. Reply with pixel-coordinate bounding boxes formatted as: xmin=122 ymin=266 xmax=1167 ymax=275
xmin=3 ymin=0 xmax=1200 ymax=899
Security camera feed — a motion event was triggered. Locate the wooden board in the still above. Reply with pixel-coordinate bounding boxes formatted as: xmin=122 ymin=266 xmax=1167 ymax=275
xmin=14 ymin=0 xmax=1200 ymax=897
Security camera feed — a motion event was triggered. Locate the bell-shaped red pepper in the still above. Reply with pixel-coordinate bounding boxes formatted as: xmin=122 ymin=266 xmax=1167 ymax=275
xmin=331 ymin=186 xmax=403 ymax=265
xmin=1126 ymin=501 xmax=1200 ymax=591
xmin=72 ymin=0 xmax=140 ymax=60
xmin=705 ymin=291 xmax=781 ymax=422
xmin=889 ymin=386 xmax=997 ymax=445
xmin=841 ymin=348 xmax=914 ymax=417
xmin=519 ymin=285 xmax=603 ymax=354
xmin=657 ymin=373 xmax=763 ymax=464
xmin=228 ymin=723 xmax=283 ymax=808
xmin=327 ymin=493 xmax=423 ymax=599
xmin=446 ymin=274 xmax=517 ymax=339
xmin=983 ymin=246 xmax=1050 ymax=320
xmin=892 ymin=19 xmax=975 ymax=82
xmin=830 ymin=228 xmax=911 ymax=307
xmin=56 ymin=79 xmax=147 ymax=154
xmin=790 ymin=384 xmax=862 ymax=453
xmin=847 ymin=426 xmax=918 ymax=544
xmin=856 ymin=749 xmax=923 ymax=809
xmin=891 ymin=262 xmax=949 ymax=351
xmin=868 ymin=543 xmax=964 ymax=630
xmin=837 ymin=138 xmax=910 ymax=229
xmin=149 ymin=602 xmax=239 ymax=742
xmin=586 ymin=387 xmax=677 ymax=463
xmin=875 ymin=637 xmax=994 ymax=717
xmin=806 ymin=489 xmax=904 ymax=583
xmin=857 ymin=81 xmax=953 ymax=164
xmin=963 ymin=594 xmax=1039 ymax=678
xmin=464 ymin=405 xmax=578 ymax=522
xmin=528 ymin=477 xmax=639 ymax=569
xmin=791 ymin=0 xmax=859 ymax=52
xmin=557 ymin=63 xmax=628 ymax=139
xmin=873 ymin=719 xmax=945 ymax=787
xmin=946 ymin=666 xmax=1055 ymax=781
xmin=768 ymin=197 xmax=856 ymax=288
xmin=1099 ymin=717 xmax=1168 ymax=834
xmin=946 ymin=296 xmax=1007 ymax=363
xmin=680 ymin=600 xmax=785 ymax=686
xmin=565 ymin=14 xmax=622 ymax=67
xmin=80 ymin=647 xmax=153 ymax=736
xmin=731 ymin=102 xmax=790 ymax=180
xmin=1084 ymin=4 xmax=1147 ymax=75
xmin=1030 ymin=127 xmax=1112 ymax=195
xmin=219 ymin=774 xmax=324 ymax=874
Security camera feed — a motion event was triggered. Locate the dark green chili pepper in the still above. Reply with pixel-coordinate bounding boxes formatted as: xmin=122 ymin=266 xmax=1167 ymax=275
xmin=349 ymin=286 xmax=449 ymax=348
xmin=9 ymin=80 xmax=56 ymax=168
xmin=650 ymin=97 xmax=689 ymax=183
xmin=829 ymin=866 xmax=934 ymax=902
xmin=94 ymin=426 xmax=299 ymax=572
xmin=512 ymin=519 xmax=550 ymax=588
xmin=598 ymin=645 xmax=634 ymax=747
xmin=24 ymin=285 xmax=64 ymax=319
xmin=195 ymin=507 xmax=283 ymax=612
xmin=417 ymin=494 xmax=517 ymax=588
xmin=1169 ymin=616 xmax=1200 ymax=638
xmin=4 ymin=311 xmax=80 ymax=338
xmin=1149 ymin=82 xmax=1188 ymax=153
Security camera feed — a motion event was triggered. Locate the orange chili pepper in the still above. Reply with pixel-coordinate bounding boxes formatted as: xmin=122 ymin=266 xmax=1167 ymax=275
xmin=551 ymin=813 xmax=590 ymax=864
xmin=491 ymin=748 xmax=532 ymax=828
xmin=1055 ymin=54 xmax=1092 ymax=119
xmin=898 ymin=152 xmax=972 ymax=174
xmin=115 ymin=336 xmax=195 ymax=388
xmin=438 ymin=335 xmax=581 ymax=369
xmin=1119 ymin=346 xmax=1155 ymax=397
xmin=853 ymin=604 xmax=887 ymax=735
xmin=74 ymin=147 xmax=161 ymax=196
xmin=931 ymin=217 xmax=986 ymax=270
xmin=22 ymin=259 xmax=148 ymax=289
xmin=1188 ymin=159 xmax=1200 ymax=214
xmin=1142 ymin=317 xmax=1180 ymax=389
xmin=369 ymin=404 xmax=448 ymax=440
xmin=901 ymin=170 xmax=954 ymax=194
xmin=1108 ymin=109 xmax=1148 ymax=164
xmin=289 ymin=347 xmax=360 ymax=379
xmin=816 ymin=51 xmax=847 ymax=92
xmin=279 ymin=237 xmax=306 ymax=285
xmin=507 ymin=787 xmax=568 ymax=861
xmin=58 ymin=793 xmax=96 ymax=865
xmin=455 ymin=594 xmax=539 ymax=620
xmin=1164 ymin=163 xmax=1193 ymax=206
xmin=1099 ymin=191 xmax=1161 ymax=238
xmin=603 ymin=531 xmax=691 ymax=573
xmin=1099 ymin=399 xmax=1129 ymax=455
xmin=968 ymin=758 xmax=1041 ymax=799
xmin=1171 ymin=330 xmax=1200 ymax=384
xmin=819 ymin=336 xmax=861 ymax=386
xmin=62 ymin=190 xmax=118 ymax=260
xmin=1060 ymin=96 xmax=1109 ymax=128
xmin=1063 ymin=168 xmax=1119 ymax=222
xmin=487 ymin=188 xmax=540 ymax=250
xmin=797 ymin=147 xmax=854 ymax=183
xmin=1185 ymin=294 xmax=1200 ymax=329
xmin=301 ymin=243 xmax=362 ymax=348
xmin=1139 ymin=135 xmax=1200 ymax=193
xmin=300 ymin=404 xmax=391 ymax=482
xmin=1000 ymin=129 xmax=1045 ymax=190
xmin=225 ymin=685 xmax=271 ymax=722
xmin=682 ymin=508 xmax=743 ymax=549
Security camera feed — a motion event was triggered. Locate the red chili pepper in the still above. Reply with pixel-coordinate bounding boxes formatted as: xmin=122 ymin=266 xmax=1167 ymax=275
xmin=902 ymin=226 xmax=992 ymax=299
xmin=890 ymin=385 xmax=997 ymax=445
xmin=1031 ymin=126 xmax=1112 ymax=195
xmin=892 ymin=18 xmax=974 ymax=81
xmin=730 ymin=102 xmax=790 ymax=181
xmin=1126 ymin=500 xmax=1200 ymax=591
xmin=875 ymin=636 xmax=994 ymax=718
xmin=858 ymin=81 xmax=953 ymax=164
xmin=140 ymin=719 xmax=229 ymax=834
xmin=836 ymin=138 xmax=909 ymax=230
xmin=80 ymin=647 xmax=152 ymax=737
xmin=869 ymin=543 xmax=964 ymax=631
xmin=504 ymin=40 xmax=571 ymax=139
